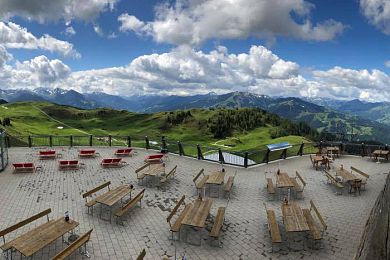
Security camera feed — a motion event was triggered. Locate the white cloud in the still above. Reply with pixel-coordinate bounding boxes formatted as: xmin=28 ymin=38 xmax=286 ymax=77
xmin=119 ymin=0 xmax=345 ymax=46
xmin=93 ymin=24 xmax=104 ymax=37
xmin=0 ymin=55 xmax=70 ymax=88
xmin=360 ymin=0 xmax=390 ymax=35
xmin=0 ymin=45 xmax=12 ymax=68
xmin=65 ymin=26 xmax=76 ymax=36
xmin=0 ymin=22 xmax=80 ymax=58
xmin=0 ymin=0 xmax=119 ymax=23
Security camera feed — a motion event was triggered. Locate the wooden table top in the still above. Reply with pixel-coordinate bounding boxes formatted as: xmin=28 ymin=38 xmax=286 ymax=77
xmin=281 ymin=203 xmax=309 ymax=232
xmin=312 ymin=155 xmax=330 ymax=162
xmin=276 ymin=172 xmax=295 ymax=188
xmin=206 ymin=171 xmax=225 ymax=185
xmin=182 ymin=198 xmax=213 ymax=228
xmin=336 ymin=168 xmax=360 ymax=182
xmin=373 ymin=150 xmax=389 ymax=155
xmin=144 ymin=164 xmax=165 ymax=177
xmin=10 ymin=218 xmax=79 ymax=257
xmin=326 ymin=147 xmax=339 ymax=151
xmin=95 ymin=185 xmax=132 ymax=206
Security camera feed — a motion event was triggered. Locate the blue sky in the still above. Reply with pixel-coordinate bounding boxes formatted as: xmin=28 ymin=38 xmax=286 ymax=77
xmin=1 ymin=0 xmax=390 ymax=101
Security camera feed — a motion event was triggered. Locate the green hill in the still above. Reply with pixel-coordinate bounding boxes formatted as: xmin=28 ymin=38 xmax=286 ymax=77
xmin=0 ymin=101 xmax=317 ymax=158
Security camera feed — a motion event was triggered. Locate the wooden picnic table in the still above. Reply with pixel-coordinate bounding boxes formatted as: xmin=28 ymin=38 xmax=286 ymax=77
xmin=372 ymin=150 xmax=389 ymax=160
xmin=281 ymin=202 xmax=309 ymax=232
xmin=336 ymin=168 xmax=360 ymax=182
xmin=182 ymin=198 xmax=213 ymax=228
xmin=206 ymin=171 xmax=225 ymax=185
xmin=9 ymin=218 xmax=78 ymax=257
xmin=96 ymin=185 xmax=132 ymax=207
xmin=144 ymin=163 xmax=165 ymax=177
xmin=276 ymin=172 xmax=295 ymax=188
xmin=312 ymin=155 xmax=331 ymax=170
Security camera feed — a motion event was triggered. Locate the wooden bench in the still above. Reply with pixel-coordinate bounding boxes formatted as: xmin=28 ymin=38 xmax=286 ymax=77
xmin=114 ymin=189 xmax=145 ymax=225
xmin=224 ymin=175 xmax=235 ymax=198
xmin=351 ymin=166 xmax=369 ymax=190
xmin=323 ymin=170 xmax=344 ymax=194
xmin=78 ymin=149 xmax=98 ymax=158
xmin=144 ymin=154 xmax=164 ymax=164
xmin=210 ymin=207 xmax=226 ymax=247
xmin=135 ymin=163 xmax=151 ymax=185
xmin=193 ymin=169 xmax=209 ymax=194
xmin=13 ymin=163 xmax=40 ymax=173
xmin=0 ymin=208 xmax=51 ymax=258
xmin=101 ymin=158 xmax=126 ymax=168
xmin=166 ymin=195 xmax=192 ymax=240
xmin=115 ymin=148 xmax=134 ymax=157
xmin=302 ymin=200 xmax=327 ymax=248
xmin=82 ymin=181 xmax=111 ymax=214
xmin=137 ymin=248 xmax=146 ymax=260
xmin=160 ymin=165 xmax=177 ymax=185
xmin=263 ymin=203 xmax=281 ymax=251
xmin=59 ymin=160 xmax=80 ymax=170
xmin=39 ymin=150 xmax=57 ymax=159
xmin=51 ymin=229 xmax=93 ymax=260
xmin=265 ymin=176 xmax=276 ymax=200
xmin=290 ymin=171 xmax=306 ymax=199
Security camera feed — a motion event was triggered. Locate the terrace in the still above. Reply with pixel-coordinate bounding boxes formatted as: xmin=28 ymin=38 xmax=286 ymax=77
xmin=0 ymin=146 xmax=389 ymax=259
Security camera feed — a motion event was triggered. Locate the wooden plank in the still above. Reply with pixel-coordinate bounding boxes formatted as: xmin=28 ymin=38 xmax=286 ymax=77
xmin=224 ymin=176 xmax=234 ymax=192
xmin=302 ymin=209 xmax=321 ymax=240
xmin=144 ymin=164 xmax=165 ymax=176
xmin=310 ymin=200 xmax=327 ymax=230
xmin=167 ymin=195 xmax=185 ymax=223
xmin=137 ymin=248 xmax=146 ymax=260
xmin=171 ymin=204 xmax=193 ymax=232
xmin=11 ymin=218 xmax=79 ymax=257
xmin=295 ymin=171 xmax=306 ymax=186
xmin=182 ymin=198 xmax=212 ymax=228
xmin=351 ymin=166 xmax=369 ymax=179
xmin=195 ymin=175 xmax=209 ymax=189
xmin=114 ymin=189 xmax=144 ymax=217
xmin=206 ymin=171 xmax=225 ymax=185
xmin=0 ymin=208 xmax=51 ymax=237
xmin=135 ymin=163 xmax=151 ymax=173
xmin=336 ymin=168 xmax=360 ymax=182
xmin=193 ymin=169 xmax=204 ymax=183
xmin=82 ymin=181 xmax=111 ymax=198
xmin=51 ymin=229 xmax=93 ymax=260
xmin=276 ymin=172 xmax=295 ymax=188
xmin=266 ymin=178 xmax=275 ymax=194
xmin=281 ymin=203 xmax=309 ymax=232
xmin=266 ymin=210 xmax=282 ymax=243
xmin=210 ymin=207 xmax=225 ymax=237
xmin=95 ymin=186 xmax=132 ymax=206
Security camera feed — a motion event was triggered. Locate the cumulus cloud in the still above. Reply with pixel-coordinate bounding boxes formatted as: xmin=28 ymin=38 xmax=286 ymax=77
xmin=0 ymin=55 xmax=70 ymax=89
xmin=0 ymin=22 xmax=80 ymax=58
xmin=118 ymin=0 xmax=345 ymax=46
xmin=0 ymin=45 xmax=12 ymax=68
xmin=360 ymin=0 xmax=390 ymax=34
xmin=0 ymin=0 xmax=118 ymax=23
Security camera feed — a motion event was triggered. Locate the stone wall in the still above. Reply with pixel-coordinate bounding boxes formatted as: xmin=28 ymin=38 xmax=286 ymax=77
xmin=355 ymin=173 xmax=390 ymax=260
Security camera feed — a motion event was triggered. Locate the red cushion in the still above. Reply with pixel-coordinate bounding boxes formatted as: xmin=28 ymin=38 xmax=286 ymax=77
xmin=24 ymin=163 xmax=34 ymax=167
xmin=59 ymin=161 xmax=68 ymax=165
xmin=147 ymin=154 xmax=163 ymax=159
xmin=13 ymin=163 xmax=24 ymax=167
xmin=116 ymin=149 xmax=124 ymax=153
xmin=69 ymin=161 xmax=78 ymax=165
xmin=112 ymin=158 xmax=121 ymax=163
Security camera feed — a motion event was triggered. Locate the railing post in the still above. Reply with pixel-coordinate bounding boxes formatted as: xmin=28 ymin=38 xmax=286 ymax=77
xmin=108 ymin=135 xmax=112 ymax=146
xmin=49 ymin=136 xmax=53 ymax=147
xmin=297 ymin=142 xmax=304 ymax=156
xmin=218 ymin=148 xmax=225 ymax=164
xmin=244 ymin=152 xmax=248 ymax=168
xmin=263 ymin=149 xmax=270 ymax=164
xmin=145 ymin=136 xmax=150 ymax=149
xmin=5 ymin=135 xmax=10 ymax=148
xmin=178 ymin=141 xmax=184 ymax=156
xmin=361 ymin=143 xmax=365 ymax=157
xmin=127 ymin=136 xmax=131 ymax=148
xmin=161 ymin=136 xmax=167 ymax=152
xmin=280 ymin=149 xmax=287 ymax=159
xmin=197 ymin=144 xmax=203 ymax=160
xmin=89 ymin=135 xmax=93 ymax=146
xmin=386 ymin=144 xmax=389 ymax=151
xmin=70 ymin=135 xmax=73 ymax=147
xmin=28 ymin=135 xmax=32 ymax=148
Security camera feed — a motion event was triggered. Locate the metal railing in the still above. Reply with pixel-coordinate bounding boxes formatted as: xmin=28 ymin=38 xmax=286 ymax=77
xmin=4 ymin=134 xmax=388 ymax=168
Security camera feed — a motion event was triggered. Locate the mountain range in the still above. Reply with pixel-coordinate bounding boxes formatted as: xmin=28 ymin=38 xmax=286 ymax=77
xmin=1 ymin=87 xmax=390 ymax=143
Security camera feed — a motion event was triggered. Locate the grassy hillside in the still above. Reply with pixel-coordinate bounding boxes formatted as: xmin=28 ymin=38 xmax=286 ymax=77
xmin=0 ymin=102 xmax=314 ymax=156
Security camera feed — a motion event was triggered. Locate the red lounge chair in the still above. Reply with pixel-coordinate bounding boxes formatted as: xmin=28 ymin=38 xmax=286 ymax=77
xmin=59 ymin=160 xmax=80 ymax=170
xmin=13 ymin=163 xmax=39 ymax=173
xmin=39 ymin=150 xmax=57 ymax=159
xmin=78 ymin=149 xmax=97 ymax=157
xmin=101 ymin=158 xmax=126 ymax=167
xmin=144 ymin=154 xmax=164 ymax=163
xmin=115 ymin=148 xmax=133 ymax=156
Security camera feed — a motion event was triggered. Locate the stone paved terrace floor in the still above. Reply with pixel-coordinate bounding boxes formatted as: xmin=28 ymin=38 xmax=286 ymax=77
xmin=0 ymin=147 xmax=389 ymax=260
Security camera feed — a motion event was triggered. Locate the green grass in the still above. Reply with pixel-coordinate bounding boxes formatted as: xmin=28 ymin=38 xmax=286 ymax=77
xmin=0 ymin=102 xmax=316 ymax=160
